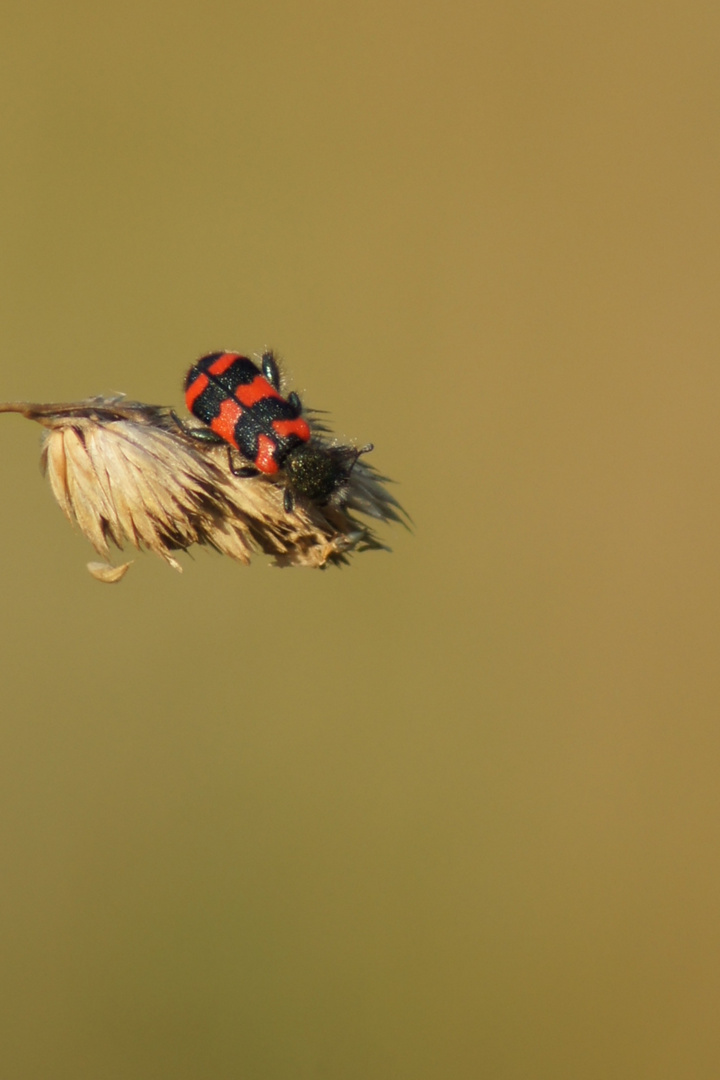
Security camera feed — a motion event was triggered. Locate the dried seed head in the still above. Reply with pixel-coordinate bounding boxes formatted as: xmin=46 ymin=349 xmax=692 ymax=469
xmin=0 ymin=397 xmax=406 ymax=575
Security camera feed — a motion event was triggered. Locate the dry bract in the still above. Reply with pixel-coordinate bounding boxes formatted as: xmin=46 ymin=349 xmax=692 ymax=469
xmin=87 ymin=561 xmax=133 ymax=583
xmin=0 ymin=397 xmax=405 ymax=576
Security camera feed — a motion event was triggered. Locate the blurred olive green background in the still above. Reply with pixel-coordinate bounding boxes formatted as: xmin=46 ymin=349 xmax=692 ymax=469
xmin=1 ymin=1 xmax=720 ymax=1077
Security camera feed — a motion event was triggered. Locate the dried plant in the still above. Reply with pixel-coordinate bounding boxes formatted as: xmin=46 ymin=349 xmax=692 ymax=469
xmin=0 ymin=396 xmax=406 ymax=577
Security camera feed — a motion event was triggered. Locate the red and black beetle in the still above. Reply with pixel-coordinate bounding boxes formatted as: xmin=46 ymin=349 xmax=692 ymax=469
xmin=184 ymin=351 xmax=370 ymax=513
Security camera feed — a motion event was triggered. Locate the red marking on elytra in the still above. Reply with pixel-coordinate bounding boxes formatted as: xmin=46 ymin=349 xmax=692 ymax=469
xmin=210 ymin=398 xmax=241 ymax=449
xmin=272 ymin=417 xmax=311 ymax=442
xmin=255 ymin=434 xmax=280 ymax=474
xmin=208 ymin=352 xmax=240 ymax=375
xmin=235 ymin=375 xmax=282 ymax=408
xmin=185 ymin=372 xmax=209 ymax=409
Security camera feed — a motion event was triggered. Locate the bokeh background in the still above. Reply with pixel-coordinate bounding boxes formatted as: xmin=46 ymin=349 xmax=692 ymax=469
xmin=2 ymin=1 xmax=720 ymax=1077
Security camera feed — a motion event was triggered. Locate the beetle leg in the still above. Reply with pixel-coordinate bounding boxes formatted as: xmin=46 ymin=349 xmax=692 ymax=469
xmin=227 ymin=449 xmax=260 ymax=478
xmin=261 ymin=350 xmax=281 ymax=390
xmin=171 ymin=411 xmax=226 ymax=444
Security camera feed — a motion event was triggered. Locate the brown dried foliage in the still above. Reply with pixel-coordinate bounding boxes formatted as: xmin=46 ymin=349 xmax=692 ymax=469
xmin=0 ymin=397 xmax=405 ymax=574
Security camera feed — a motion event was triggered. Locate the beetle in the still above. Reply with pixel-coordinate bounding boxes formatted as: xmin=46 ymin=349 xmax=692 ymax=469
xmin=183 ymin=350 xmax=371 ymax=513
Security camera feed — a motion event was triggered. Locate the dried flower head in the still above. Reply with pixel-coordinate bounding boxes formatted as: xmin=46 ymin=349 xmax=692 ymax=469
xmin=0 ymin=396 xmax=406 ymax=576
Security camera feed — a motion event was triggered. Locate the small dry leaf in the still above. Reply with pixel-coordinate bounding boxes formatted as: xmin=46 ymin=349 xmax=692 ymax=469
xmin=87 ymin=560 xmax=133 ymax=583
xmin=0 ymin=396 xmax=406 ymax=576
